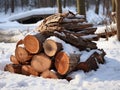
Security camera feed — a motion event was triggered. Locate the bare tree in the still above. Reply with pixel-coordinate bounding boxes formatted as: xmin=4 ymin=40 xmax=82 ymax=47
xmin=11 ymin=0 xmax=14 ymax=13
xmin=116 ymin=0 xmax=120 ymax=41
xmin=95 ymin=0 xmax=100 ymax=14
xmin=76 ymin=0 xmax=86 ymax=16
xmin=57 ymin=0 xmax=62 ymax=13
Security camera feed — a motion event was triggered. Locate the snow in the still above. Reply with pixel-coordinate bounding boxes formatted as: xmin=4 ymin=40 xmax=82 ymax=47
xmin=0 ymin=8 xmax=120 ymax=90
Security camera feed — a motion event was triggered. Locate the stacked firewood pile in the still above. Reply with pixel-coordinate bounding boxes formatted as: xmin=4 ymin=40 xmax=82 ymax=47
xmin=4 ymin=12 xmax=106 ymax=81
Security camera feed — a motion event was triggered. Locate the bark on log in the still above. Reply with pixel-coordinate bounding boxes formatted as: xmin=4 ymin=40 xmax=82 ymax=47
xmin=24 ymin=34 xmax=46 ymax=54
xmin=10 ymin=55 xmax=19 ymax=64
xmin=15 ymin=47 xmax=32 ymax=63
xmin=31 ymin=53 xmax=52 ymax=73
xmin=22 ymin=65 xmax=39 ymax=76
xmin=76 ymin=50 xmax=106 ymax=72
xmin=37 ymin=13 xmax=66 ymax=33
xmin=4 ymin=64 xmax=22 ymax=74
xmin=42 ymin=31 xmax=97 ymax=51
xmin=96 ymin=30 xmax=117 ymax=38
xmin=43 ymin=39 xmax=62 ymax=57
xmin=61 ymin=18 xmax=85 ymax=24
xmin=61 ymin=23 xmax=93 ymax=31
xmin=41 ymin=70 xmax=58 ymax=79
xmin=55 ymin=51 xmax=80 ymax=75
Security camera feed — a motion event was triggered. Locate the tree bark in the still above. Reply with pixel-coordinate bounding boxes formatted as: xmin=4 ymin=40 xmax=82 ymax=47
xmin=11 ymin=0 xmax=14 ymax=13
xmin=4 ymin=64 xmax=22 ymax=74
xmin=116 ymin=0 xmax=120 ymax=41
xmin=57 ymin=0 xmax=62 ymax=13
xmin=42 ymin=31 xmax=97 ymax=51
xmin=76 ymin=0 xmax=86 ymax=16
xmin=95 ymin=0 xmax=100 ymax=14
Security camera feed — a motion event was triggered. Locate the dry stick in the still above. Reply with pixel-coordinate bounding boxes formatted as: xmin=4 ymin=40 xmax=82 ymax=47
xmin=10 ymin=55 xmax=19 ymax=64
xmin=55 ymin=51 xmax=80 ymax=75
xmin=41 ymin=70 xmax=58 ymax=79
xmin=31 ymin=53 xmax=52 ymax=73
xmin=43 ymin=39 xmax=62 ymax=57
xmin=4 ymin=64 xmax=22 ymax=74
xmin=22 ymin=65 xmax=39 ymax=76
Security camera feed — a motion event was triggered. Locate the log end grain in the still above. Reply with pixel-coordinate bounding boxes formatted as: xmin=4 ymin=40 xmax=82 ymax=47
xmin=41 ymin=70 xmax=58 ymax=79
xmin=15 ymin=47 xmax=32 ymax=63
xmin=31 ymin=53 xmax=52 ymax=73
xmin=55 ymin=51 xmax=69 ymax=75
xmin=10 ymin=55 xmax=19 ymax=64
xmin=22 ymin=65 xmax=39 ymax=76
xmin=24 ymin=35 xmax=41 ymax=54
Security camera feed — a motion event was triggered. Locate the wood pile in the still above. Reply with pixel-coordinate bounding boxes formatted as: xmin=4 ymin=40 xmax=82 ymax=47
xmin=4 ymin=12 xmax=106 ymax=81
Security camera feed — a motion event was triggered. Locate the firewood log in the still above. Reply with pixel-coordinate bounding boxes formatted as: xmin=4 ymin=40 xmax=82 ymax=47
xmin=15 ymin=47 xmax=32 ymax=63
xmin=4 ymin=64 xmax=22 ymax=74
xmin=41 ymin=70 xmax=58 ymax=79
xmin=61 ymin=18 xmax=85 ymax=24
xmin=42 ymin=31 xmax=97 ymax=51
xmin=43 ymin=39 xmax=62 ymax=57
xmin=31 ymin=53 xmax=52 ymax=73
xmin=76 ymin=50 xmax=106 ymax=72
xmin=37 ymin=13 xmax=66 ymax=33
xmin=55 ymin=51 xmax=80 ymax=75
xmin=61 ymin=23 xmax=93 ymax=31
xmin=10 ymin=55 xmax=19 ymax=64
xmin=22 ymin=65 xmax=39 ymax=76
xmin=24 ymin=34 xmax=47 ymax=54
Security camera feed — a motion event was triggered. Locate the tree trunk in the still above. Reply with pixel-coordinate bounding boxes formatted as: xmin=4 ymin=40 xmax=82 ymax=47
xmin=55 ymin=51 xmax=80 ymax=75
xmin=43 ymin=39 xmax=63 ymax=57
xmin=11 ymin=0 xmax=14 ymax=13
xmin=95 ymin=0 xmax=100 ymax=14
xmin=116 ymin=0 xmax=120 ymax=41
xmin=112 ymin=0 xmax=116 ymax=12
xmin=31 ymin=53 xmax=52 ymax=73
xmin=57 ymin=0 xmax=62 ymax=13
xmin=76 ymin=0 xmax=86 ymax=16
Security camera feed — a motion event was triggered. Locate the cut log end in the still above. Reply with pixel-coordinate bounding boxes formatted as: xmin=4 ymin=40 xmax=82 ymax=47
xmin=24 ymin=35 xmax=41 ymax=54
xmin=31 ymin=53 xmax=51 ymax=73
xmin=4 ymin=64 xmax=22 ymax=74
xmin=41 ymin=70 xmax=58 ymax=79
xmin=15 ymin=47 xmax=32 ymax=63
xmin=55 ymin=52 xmax=69 ymax=75
xmin=10 ymin=55 xmax=19 ymax=64
xmin=43 ymin=39 xmax=62 ymax=57
xmin=22 ymin=65 xmax=39 ymax=76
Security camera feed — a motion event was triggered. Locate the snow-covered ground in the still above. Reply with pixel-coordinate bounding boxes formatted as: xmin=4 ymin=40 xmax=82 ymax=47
xmin=0 ymin=8 xmax=120 ymax=90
